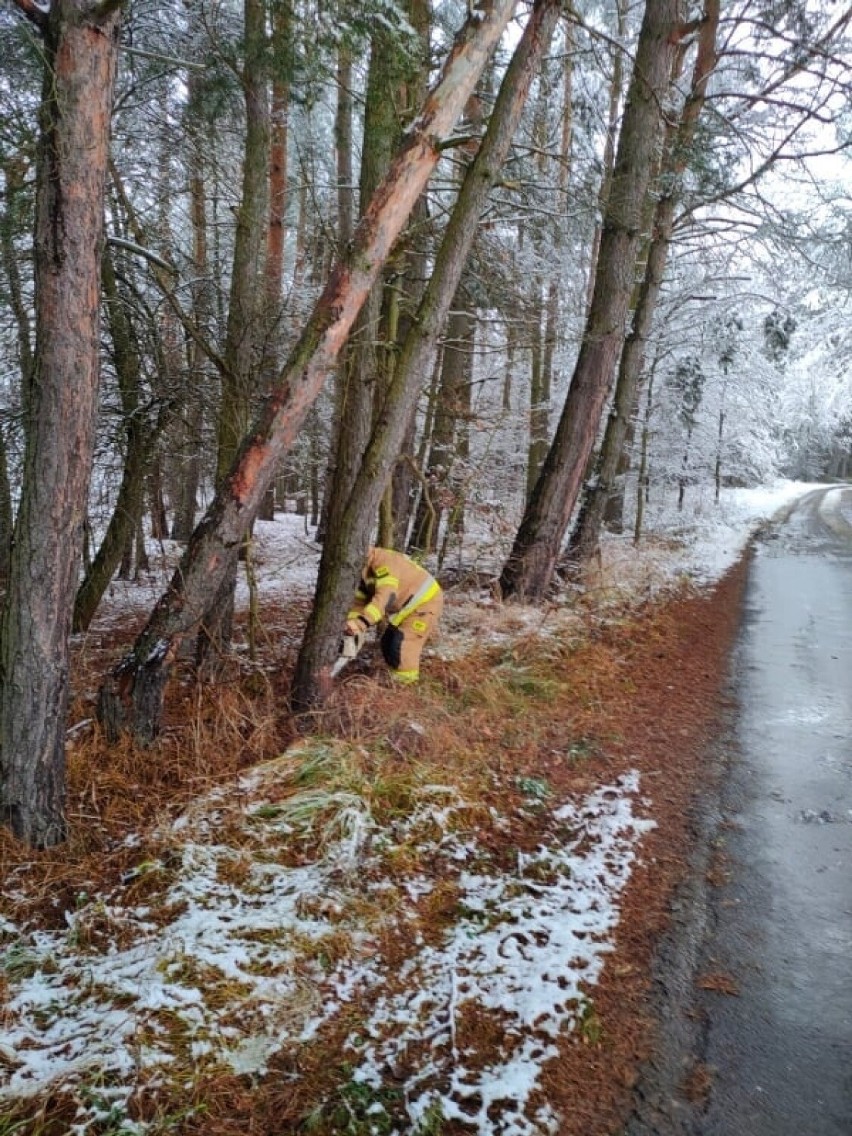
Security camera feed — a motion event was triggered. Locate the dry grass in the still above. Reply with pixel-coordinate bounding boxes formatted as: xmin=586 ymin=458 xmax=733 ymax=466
xmin=0 ymin=564 xmax=748 ymax=1136
xmin=48 ymin=607 xmax=627 ymax=856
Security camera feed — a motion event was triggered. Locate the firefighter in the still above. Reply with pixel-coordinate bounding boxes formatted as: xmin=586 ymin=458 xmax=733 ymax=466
xmin=344 ymin=547 xmax=443 ymax=683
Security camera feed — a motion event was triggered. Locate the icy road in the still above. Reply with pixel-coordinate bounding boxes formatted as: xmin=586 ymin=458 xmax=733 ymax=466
xmin=633 ymin=485 xmax=852 ymax=1136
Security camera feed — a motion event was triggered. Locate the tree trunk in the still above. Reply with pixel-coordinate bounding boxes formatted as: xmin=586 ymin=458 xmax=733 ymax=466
xmin=567 ymin=0 xmax=719 ymax=568
xmin=148 ymin=458 xmax=169 ymax=541
xmin=1 ymin=0 xmax=121 ymax=848
xmin=499 ymin=0 xmax=682 ymax=601
xmin=258 ymin=0 xmax=292 ymax=522
xmin=73 ymin=245 xmax=160 ymax=632
xmin=0 ymin=427 xmax=14 ymax=588
xmin=215 ymin=0 xmax=270 ymax=486
xmin=438 ymin=312 xmax=474 ymax=569
xmin=314 ymin=41 xmax=355 ymax=542
xmin=0 ymin=157 xmax=35 ymax=395
xmin=386 ymin=195 xmax=431 ymax=546
xmin=583 ymin=0 xmax=627 ymax=315
xmin=320 ymin=3 xmax=429 ymax=547
xmin=172 ymin=125 xmax=214 ymax=543
xmin=97 ymin=0 xmax=518 ymax=744
xmin=0 ymin=158 xmax=33 ymax=584
xmin=715 ymin=375 xmax=727 ymax=503
xmin=412 ymin=286 xmax=476 ymax=552
xmin=265 ymin=1 xmax=291 ymax=321
xmin=523 ymin=53 xmax=560 ymax=504
xmin=633 ymin=360 xmax=656 ymax=545
xmin=290 ymin=0 xmax=561 ymax=713
xmin=201 ymin=0 xmax=271 ymax=667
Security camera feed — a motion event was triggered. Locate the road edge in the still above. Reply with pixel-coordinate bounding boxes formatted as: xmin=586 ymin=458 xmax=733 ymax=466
xmin=622 ymin=547 xmax=753 ymax=1136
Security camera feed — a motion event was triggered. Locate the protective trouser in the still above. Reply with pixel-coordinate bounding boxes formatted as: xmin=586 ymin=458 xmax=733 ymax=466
xmin=381 ymin=587 xmax=444 ymax=683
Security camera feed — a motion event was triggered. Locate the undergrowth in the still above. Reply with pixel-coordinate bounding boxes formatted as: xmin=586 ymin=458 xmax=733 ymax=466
xmin=0 ymin=590 xmax=701 ymax=1136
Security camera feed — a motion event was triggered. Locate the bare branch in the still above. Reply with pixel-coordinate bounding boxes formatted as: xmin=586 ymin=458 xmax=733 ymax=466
xmin=106 ymin=236 xmax=176 ymax=275
xmin=120 ymin=44 xmax=207 ymax=72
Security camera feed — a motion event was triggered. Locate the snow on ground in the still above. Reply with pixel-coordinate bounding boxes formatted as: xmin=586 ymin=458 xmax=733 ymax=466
xmin=92 ymin=480 xmax=820 ymax=625
xmin=0 ymin=478 xmax=825 ymax=1132
xmin=0 ymin=757 xmax=653 ymax=1135
xmin=588 ymin=478 xmax=824 ymax=598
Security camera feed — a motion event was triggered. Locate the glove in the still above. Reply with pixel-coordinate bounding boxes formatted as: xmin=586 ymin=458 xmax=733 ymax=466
xmin=345 ymin=618 xmax=366 ymax=636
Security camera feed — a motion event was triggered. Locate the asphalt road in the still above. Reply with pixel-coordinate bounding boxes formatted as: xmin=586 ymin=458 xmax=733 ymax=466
xmin=629 ymin=485 xmax=852 ymax=1136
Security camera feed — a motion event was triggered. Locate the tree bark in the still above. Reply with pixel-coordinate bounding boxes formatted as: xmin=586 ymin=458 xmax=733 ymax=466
xmin=314 ymin=40 xmax=355 ymax=542
xmin=199 ymin=0 xmax=272 ymax=667
xmin=215 ymin=0 xmax=270 ymax=485
xmin=567 ymin=0 xmax=719 ymax=568
xmin=0 ymin=157 xmax=33 ymax=584
xmin=0 ymin=157 xmax=35 ymax=397
xmin=412 ymin=285 xmax=476 ymax=552
xmin=258 ymin=0 xmax=292 ymax=522
xmin=73 ymin=245 xmax=161 ymax=632
xmin=1 ymin=0 xmax=122 ymax=847
xmin=290 ymin=0 xmax=561 ymax=713
xmin=583 ymin=0 xmax=627 ymax=316
xmin=321 ymin=2 xmax=430 ymax=547
xmin=633 ymin=359 xmax=656 ymax=544
xmin=523 ymin=54 xmax=560 ymax=503
xmin=172 ymin=113 xmax=214 ymax=543
xmin=97 ymin=0 xmax=518 ymax=744
xmin=499 ymin=0 xmax=682 ymax=601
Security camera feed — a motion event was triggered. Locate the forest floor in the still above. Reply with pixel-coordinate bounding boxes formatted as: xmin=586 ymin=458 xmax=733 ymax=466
xmin=0 ymin=535 xmax=751 ymax=1136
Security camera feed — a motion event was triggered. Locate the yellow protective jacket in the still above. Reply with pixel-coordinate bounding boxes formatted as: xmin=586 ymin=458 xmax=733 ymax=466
xmin=348 ymin=547 xmax=441 ymax=629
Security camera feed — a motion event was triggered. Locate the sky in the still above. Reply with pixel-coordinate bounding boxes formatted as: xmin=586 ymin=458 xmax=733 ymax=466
xmin=0 ymin=478 xmax=830 ymax=1135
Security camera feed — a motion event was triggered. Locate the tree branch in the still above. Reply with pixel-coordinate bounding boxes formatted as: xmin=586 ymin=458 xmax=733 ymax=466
xmin=106 ymin=236 xmax=176 ymax=275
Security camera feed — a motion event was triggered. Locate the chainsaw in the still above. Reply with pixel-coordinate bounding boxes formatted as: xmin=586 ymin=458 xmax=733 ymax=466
xmin=331 ymin=630 xmax=365 ymax=678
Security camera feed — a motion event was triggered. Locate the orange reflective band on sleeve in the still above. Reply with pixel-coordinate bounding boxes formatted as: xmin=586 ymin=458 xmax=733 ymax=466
xmin=391 ymin=669 xmax=419 ymax=684
xmin=371 ymin=573 xmax=400 ymax=591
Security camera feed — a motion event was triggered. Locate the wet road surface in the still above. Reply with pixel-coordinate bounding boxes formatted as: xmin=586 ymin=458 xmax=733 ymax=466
xmin=626 ymin=486 xmax=852 ymax=1136
xmin=691 ymin=486 xmax=852 ymax=1134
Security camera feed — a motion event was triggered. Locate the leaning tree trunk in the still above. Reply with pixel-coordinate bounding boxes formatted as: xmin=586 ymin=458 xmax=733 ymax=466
xmin=97 ymin=0 xmax=518 ymax=744
xmin=1 ymin=0 xmax=122 ymax=848
xmin=499 ymin=0 xmax=682 ymax=601
xmin=290 ymin=0 xmax=561 ymax=713
xmin=567 ymin=0 xmax=719 ymax=568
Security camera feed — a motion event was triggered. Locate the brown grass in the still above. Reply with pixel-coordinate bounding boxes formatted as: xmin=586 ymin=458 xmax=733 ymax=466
xmin=0 ymin=561 xmax=749 ymax=1136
